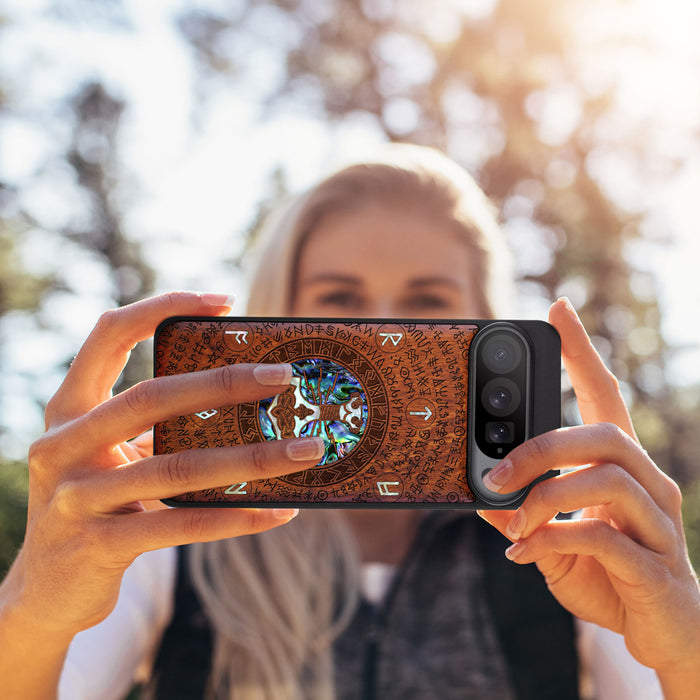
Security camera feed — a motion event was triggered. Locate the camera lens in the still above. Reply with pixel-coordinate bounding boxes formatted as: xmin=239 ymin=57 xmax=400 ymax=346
xmin=482 ymin=334 xmax=523 ymax=374
xmin=481 ymin=378 xmax=521 ymax=417
xmin=486 ymin=421 xmax=514 ymax=444
xmin=489 ymin=387 xmax=510 ymax=411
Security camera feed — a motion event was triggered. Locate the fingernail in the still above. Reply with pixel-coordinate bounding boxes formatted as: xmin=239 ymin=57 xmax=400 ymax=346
xmin=483 ymin=460 xmax=512 ymax=493
xmin=557 ymin=296 xmax=578 ymax=319
xmin=254 ymin=363 xmax=293 ymax=386
xmin=273 ymin=508 xmax=299 ymax=521
xmin=506 ymin=509 xmax=527 ymax=540
xmin=505 ymin=541 xmax=527 ymax=561
xmin=199 ymin=293 xmax=236 ymax=309
xmin=286 ymin=436 xmax=325 ymax=462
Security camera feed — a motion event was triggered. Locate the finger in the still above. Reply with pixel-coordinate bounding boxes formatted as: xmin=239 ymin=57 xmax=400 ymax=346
xmin=503 ymin=464 xmax=676 ymax=554
xmin=483 ymin=423 xmax=681 ymax=515
xmin=47 ymin=292 xmax=235 ymax=424
xmin=119 ymin=431 xmax=153 ymax=461
xmin=86 ymin=436 xmax=325 ymax=507
xmin=476 ymin=509 xmax=516 ymax=540
xmin=65 ymin=362 xmax=293 ymax=455
xmin=127 ymin=430 xmax=153 ymax=459
xmin=109 ymin=506 xmax=301 ymax=557
xmin=503 ymin=518 xmax=664 ymax=588
xmin=548 ymin=298 xmax=636 ymax=439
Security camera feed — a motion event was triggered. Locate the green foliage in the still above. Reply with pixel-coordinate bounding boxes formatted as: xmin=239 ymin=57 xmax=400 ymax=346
xmin=0 ymin=460 xmax=28 ymax=577
xmin=682 ymin=478 xmax=700 ymax=572
xmin=0 ymin=222 xmax=54 ymax=316
xmin=63 ymin=81 xmax=157 ymax=392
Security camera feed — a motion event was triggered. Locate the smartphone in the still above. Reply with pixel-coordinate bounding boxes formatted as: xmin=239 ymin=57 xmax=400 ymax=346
xmin=153 ymin=317 xmax=560 ymax=509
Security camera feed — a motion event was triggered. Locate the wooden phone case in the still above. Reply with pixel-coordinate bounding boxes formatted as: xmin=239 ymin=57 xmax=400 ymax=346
xmin=153 ymin=317 xmax=560 ymax=508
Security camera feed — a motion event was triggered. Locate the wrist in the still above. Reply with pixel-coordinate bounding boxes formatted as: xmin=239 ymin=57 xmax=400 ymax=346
xmin=1 ymin=594 xmax=76 ymax=651
xmin=0 ymin=559 xmax=74 ymax=698
xmin=0 ymin=550 xmax=77 ymax=649
xmin=656 ymin=656 xmax=700 ymax=700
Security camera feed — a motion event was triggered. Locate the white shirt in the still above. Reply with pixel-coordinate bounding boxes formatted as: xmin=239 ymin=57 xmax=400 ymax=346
xmin=59 ymin=548 xmax=663 ymax=700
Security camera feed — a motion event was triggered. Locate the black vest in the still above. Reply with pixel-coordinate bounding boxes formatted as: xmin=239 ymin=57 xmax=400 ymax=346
xmin=148 ymin=514 xmax=579 ymax=699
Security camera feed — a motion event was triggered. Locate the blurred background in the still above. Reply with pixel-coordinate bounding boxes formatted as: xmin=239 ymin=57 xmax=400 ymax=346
xmin=1 ymin=0 xmax=699 ymax=574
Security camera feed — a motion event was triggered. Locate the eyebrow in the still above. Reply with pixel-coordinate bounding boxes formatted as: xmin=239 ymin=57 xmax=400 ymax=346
xmin=407 ymin=277 xmax=462 ymax=290
xmin=301 ymin=274 xmax=462 ymax=289
xmin=302 ymin=274 xmax=361 ymax=286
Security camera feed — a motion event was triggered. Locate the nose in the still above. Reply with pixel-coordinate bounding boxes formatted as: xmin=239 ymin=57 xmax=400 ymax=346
xmin=365 ymin=300 xmax=399 ymax=319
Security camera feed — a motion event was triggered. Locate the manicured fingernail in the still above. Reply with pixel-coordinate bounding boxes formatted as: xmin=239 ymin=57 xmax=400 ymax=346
xmin=557 ymin=296 xmax=578 ymax=319
xmin=254 ymin=363 xmax=293 ymax=386
xmin=286 ymin=436 xmax=325 ymax=462
xmin=199 ymin=293 xmax=236 ymax=309
xmin=483 ymin=460 xmax=512 ymax=493
xmin=505 ymin=541 xmax=527 ymax=561
xmin=273 ymin=508 xmax=299 ymax=521
xmin=506 ymin=509 xmax=527 ymax=540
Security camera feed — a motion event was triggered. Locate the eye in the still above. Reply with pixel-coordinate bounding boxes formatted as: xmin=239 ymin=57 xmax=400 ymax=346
xmin=402 ymin=294 xmax=452 ymax=312
xmin=314 ymin=290 xmax=366 ymax=312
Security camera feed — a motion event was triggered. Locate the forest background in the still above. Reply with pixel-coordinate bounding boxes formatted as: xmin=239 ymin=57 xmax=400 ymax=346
xmin=1 ymin=0 xmax=700 ymax=574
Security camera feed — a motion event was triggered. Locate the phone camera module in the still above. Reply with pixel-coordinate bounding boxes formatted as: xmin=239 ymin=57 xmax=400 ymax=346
xmin=472 ymin=324 xmax=530 ymax=463
xmin=482 ymin=334 xmax=523 ymax=374
xmin=481 ymin=377 xmax=521 ymax=417
xmin=486 ymin=421 xmax=515 ymax=444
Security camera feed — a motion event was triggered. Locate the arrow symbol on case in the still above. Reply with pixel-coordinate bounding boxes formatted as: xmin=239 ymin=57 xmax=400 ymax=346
xmin=194 ymin=409 xmax=218 ymax=420
xmin=378 ymin=332 xmax=403 ymax=346
xmin=409 ymin=406 xmax=433 ymax=421
xmin=377 ymin=481 xmax=401 ymax=497
xmin=225 ymin=482 xmax=248 ymax=495
xmin=225 ymin=330 xmax=249 ymax=344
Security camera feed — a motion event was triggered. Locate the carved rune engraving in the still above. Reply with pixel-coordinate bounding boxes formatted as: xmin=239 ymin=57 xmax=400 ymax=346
xmin=155 ymin=320 xmax=479 ymax=504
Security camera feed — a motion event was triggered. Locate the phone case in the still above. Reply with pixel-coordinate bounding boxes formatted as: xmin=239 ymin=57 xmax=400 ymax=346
xmin=154 ymin=317 xmax=560 ymax=509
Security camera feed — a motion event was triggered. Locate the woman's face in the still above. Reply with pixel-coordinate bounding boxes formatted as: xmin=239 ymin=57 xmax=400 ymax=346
xmin=293 ymin=202 xmax=484 ymax=319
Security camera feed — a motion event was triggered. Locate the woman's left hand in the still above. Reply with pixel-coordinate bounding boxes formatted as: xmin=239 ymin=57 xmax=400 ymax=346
xmin=478 ymin=298 xmax=700 ymax=697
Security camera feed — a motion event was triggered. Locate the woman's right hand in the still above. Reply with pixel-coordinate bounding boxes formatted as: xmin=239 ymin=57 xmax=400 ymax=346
xmin=1 ymin=292 xmax=323 ymax=642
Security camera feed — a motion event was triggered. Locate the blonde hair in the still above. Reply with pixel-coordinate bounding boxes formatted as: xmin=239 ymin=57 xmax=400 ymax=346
xmin=189 ymin=144 xmax=514 ymax=699
xmin=246 ymin=143 xmax=513 ymax=318
xmin=189 ymin=512 xmax=359 ymax=700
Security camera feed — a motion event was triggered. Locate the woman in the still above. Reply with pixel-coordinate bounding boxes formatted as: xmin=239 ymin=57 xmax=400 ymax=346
xmin=0 ymin=145 xmax=698 ymax=699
